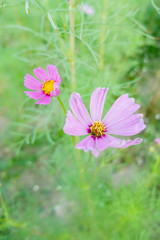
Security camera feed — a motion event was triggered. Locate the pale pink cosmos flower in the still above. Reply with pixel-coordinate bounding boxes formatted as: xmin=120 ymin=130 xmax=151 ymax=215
xmin=63 ymin=88 xmax=146 ymax=157
xmin=155 ymin=138 xmax=160 ymax=146
xmin=79 ymin=3 xmax=95 ymax=16
xmin=24 ymin=65 xmax=61 ymax=105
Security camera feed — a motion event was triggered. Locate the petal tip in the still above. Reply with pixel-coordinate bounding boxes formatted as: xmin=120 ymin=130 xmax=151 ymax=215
xmin=47 ymin=64 xmax=57 ymax=69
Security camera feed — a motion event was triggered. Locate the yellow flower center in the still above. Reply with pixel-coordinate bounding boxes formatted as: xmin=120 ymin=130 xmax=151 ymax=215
xmin=42 ymin=80 xmax=54 ymax=95
xmin=90 ymin=121 xmax=105 ymax=137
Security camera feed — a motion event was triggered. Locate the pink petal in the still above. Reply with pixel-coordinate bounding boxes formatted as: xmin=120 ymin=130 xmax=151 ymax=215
xmin=24 ymin=74 xmax=42 ymax=90
xmin=91 ymin=148 xmax=99 ymax=158
xmin=96 ymin=134 xmax=143 ymax=151
xmin=90 ymin=88 xmax=109 ymax=122
xmin=50 ymin=89 xmax=60 ymax=97
xmin=106 ymin=114 xmax=146 ymax=136
xmin=24 ymin=91 xmax=44 ymax=100
xmin=47 ymin=65 xmax=61 ymax=84
xmin=96 ymin=136 xmax=110 ymax=151
xmin=33 ymin=67 xmax=49 ymax=82
xmin=155 ymin=138 xmax=160 ymax=146
xmin=80 ymin=4 xmax=95 ymax=16
xmin=50 ymin=82 xmax=60 ymax=97
xmin=103 ymin=94 xmax=141 ymax=126
xmin=63 ymin=111 xmax=88 ymax=136
xmin=69 ymin=93 xmax=92 ymax=127
xmin=35 ymin=95 xmax=51 ymax=105
xmin=75 ymin=135 xmax=99 ymax=157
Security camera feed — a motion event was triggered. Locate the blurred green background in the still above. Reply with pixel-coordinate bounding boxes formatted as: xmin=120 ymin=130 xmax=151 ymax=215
xmin=0 ymin=0 xmax=160 ymax=239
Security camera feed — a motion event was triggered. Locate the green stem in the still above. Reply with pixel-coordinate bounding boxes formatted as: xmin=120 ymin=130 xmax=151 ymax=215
xmin=74 ymin=0 xmax=81 ymax=7
xmin=0 ymin=186 xmax=25 ymax=228
xmin=72 ymin=136 xmax=85 ymax=183
xmin=0 ymin=188 xmax=9 ymax=220
xmin=85 ymin=151 xmax=92 ymax=172
xmin=69 ymin=0 xmax=76 ymax=90
xmin=56 ymin=97 xmax=92 ymax=202
xmin=99 ymin=0 xmax=107 ymax=70
xmin=57 ymin=96 xmax=66 ymax=115
xmin=145 ymin=148 xmax=160 ymax=187
xmin=72 ymin=136 xmax=94 ymax=215
xmin=7 ymin=219 xmax=25 ymax=228
xmin=72 ymin=141 xmax=101 ymax=238
xmin=90 ymin=149 xmax=124 ymax=184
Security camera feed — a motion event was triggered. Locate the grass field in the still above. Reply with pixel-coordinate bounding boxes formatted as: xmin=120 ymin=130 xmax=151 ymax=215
xmin=1 ymin=0 xmax=160 ymax=239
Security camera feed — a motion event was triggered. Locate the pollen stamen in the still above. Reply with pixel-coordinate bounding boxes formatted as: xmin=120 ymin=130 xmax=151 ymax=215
xmin=42 ymin=80 xmax=54 ymax=95
xmin=90 ymin=121 xmax=105 ymax=137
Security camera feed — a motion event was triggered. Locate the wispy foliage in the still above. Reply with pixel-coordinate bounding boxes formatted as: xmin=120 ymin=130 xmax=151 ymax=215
xmin=0 ymin=0 xmax=160 ymax=239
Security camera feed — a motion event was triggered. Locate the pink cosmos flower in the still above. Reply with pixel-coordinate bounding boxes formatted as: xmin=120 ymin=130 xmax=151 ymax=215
xmin=155 ymin=138 xmax=160 ymax=146
xmin=79 ymin=3 xmax=95 ymax=16
xmin=24 ymin=65 xmax=61 ymax=105
xmin=63 ymin=88 xmax=146 ymax=157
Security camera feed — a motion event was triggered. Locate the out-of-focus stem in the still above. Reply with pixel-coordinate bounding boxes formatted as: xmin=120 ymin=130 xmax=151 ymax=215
xmin=57 ymin=96 xmax=66 ymax=115
xmin=69 ymin=0 xmax=76 ymax=90
xmin=99 ymin=0 xmax=107 ymax=70
xmin=72 ymin=141 xmax=102 ymax=238
xmin=74 ymin=0 xmax=81 ymax=7
xmin=85 ymin=151 xmax=92 ymax=172
xmin=90 ymin=149 xmax=124 ymax=184
xmin=145 ymin=148 xmax=160 ymax=187
xmin=0 ymin=188 xmax=9 ymax=220
xmin=0 ymin=186 xmax=25 ymax=228
xmin=72 ymin=136 xmax=94 ymax=216
xmin=72 ymin=137 xmax=85 ymax=186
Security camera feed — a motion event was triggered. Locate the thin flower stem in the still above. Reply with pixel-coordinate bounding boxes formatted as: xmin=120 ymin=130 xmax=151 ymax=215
xmin=72 ymin=136 xmax=85 ymax=182
xmin=68 ymin=0 xmax=95 ymax=219
xmin=7 ymin=219 xmax=25 ymax=228
xmin=74 ymin=0 xmax=81 ymax=7
xmin=72 ymin=136 xmax=94 ymax=215
xmin=90 ymin=149 xmax=124 ymax=184
xmin=72 ymin=141 xmax=101 ymax=238
xmin=0 ymin=188 xmax=9 ymax=220
xmin=145 ymin=148 xmax=160 ymax=187
xmin=0 ymin=186 xmax=25 ymax=228
xmin=69 ymin=0 xmax=76 ymax=90
xmin=57 ymin=96 xmax=66 ymax=115
xmin=99 ymin=0 xmax=107 ymax=70
xmin=90 ymin=163 xmax=105 ymax=185
xmin=85 ymin=151 xmax=92 ymax=172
